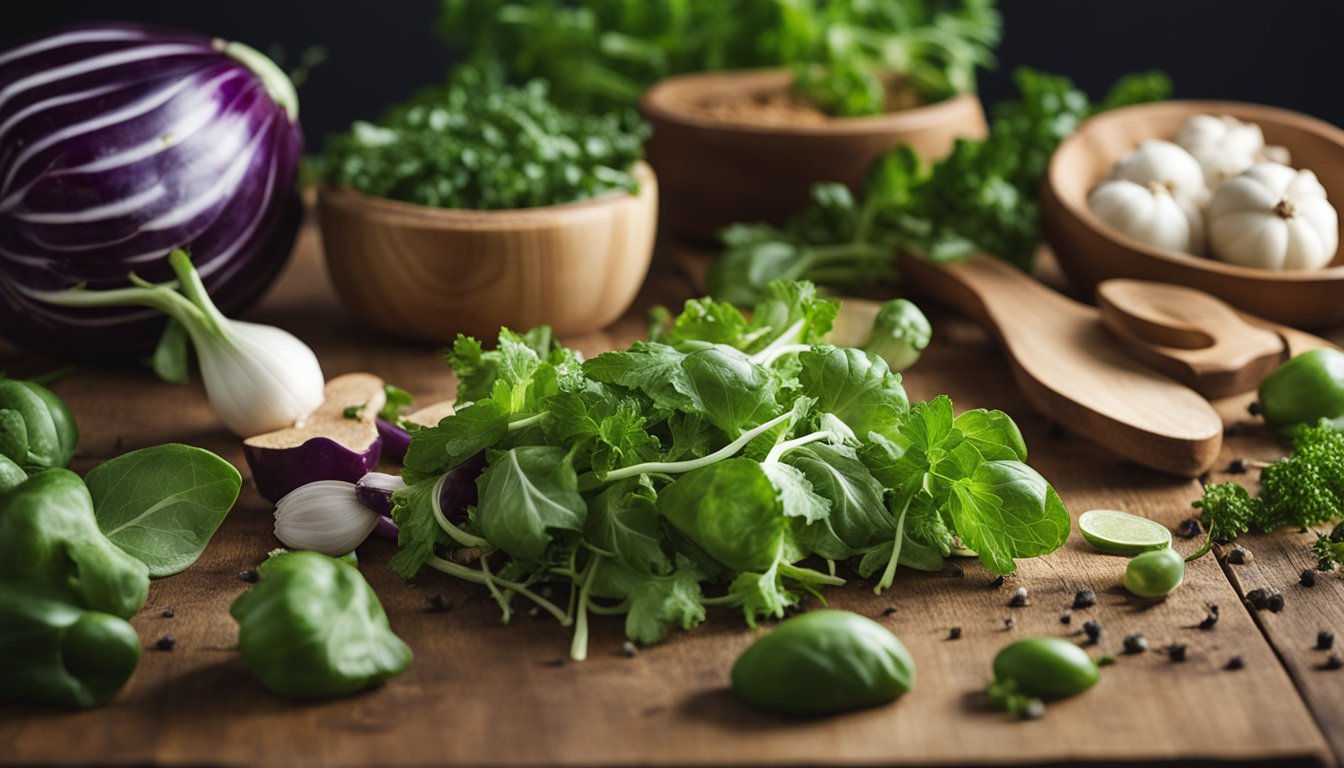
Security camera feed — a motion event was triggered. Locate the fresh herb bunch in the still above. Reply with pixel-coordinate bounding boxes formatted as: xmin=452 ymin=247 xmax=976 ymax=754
xmin=1189 ymin=424 xmax=1344 ymax=563
xmin=1314 ymin=523 xmax=1344 ymax=573
xmin=437 ymin=0 xmax=1000 ymax=116
xmin=324 ymin=70 xmax=649 ymax=210
xmin=709 ymin=68 xmax=1172 ymax=305
xmin=389 ymin=281 xmax=1070 ymax=660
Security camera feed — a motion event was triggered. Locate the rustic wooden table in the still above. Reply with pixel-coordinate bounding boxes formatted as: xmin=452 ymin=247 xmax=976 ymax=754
xmin=3 ymin=222 xmax=1342 ymax=768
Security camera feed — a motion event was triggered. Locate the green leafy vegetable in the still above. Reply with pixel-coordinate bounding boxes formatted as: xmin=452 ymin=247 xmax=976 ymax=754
xmin=325 ymin=68 xmax=648 ymax=210
xmin=390 ymin=280 xmax=1068 ymax=659
xmin=86 ymin=444 xmax=243 ymax=578
xmin=710 ymin=68 xmax=1173 ymax=305
xmin=438 ymin=0 xmax=1000 ymax=116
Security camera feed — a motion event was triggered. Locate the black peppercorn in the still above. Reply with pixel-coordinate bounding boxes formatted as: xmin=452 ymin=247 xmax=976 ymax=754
xmin=1168 ymin=644 xmax=1188 ymax=662
xmin=161 ymin=608 xmax=175 ymax=618
xmin=1246 ymin=589 xmax=1269 ymax=610
xmin=1009 ymin=587 xmax=1028 ymax=607
xmin=621 ymin=641 xmax=638 ymax=658
xmin=990 ymin=575 xmax=1005 ymax=589
xmin=1228 ymin=458 xmax=1249 ymax=474
xmin=426 ymin=593 xmax=453 ymax=612
xmin=1072 ymin=588 xmax=1097 ymax=610
xmin=1003 ymin=618 xmax=1015 ymax=630
xmin=1123 ymin=634 xmax=1148 ymax=654
xmin=948 ymin=626 xmax=962 ymax=640
xmin=1199 ymin=612 xmax=1219 ymax=631
xmin=1267 ymin=593 xmax=1285 ymax=613
xmin=882 ymin=606 xmax=897 ymax=617
xmin=238 ymin=569 xmax=259 ymax=583
xmin=1060 ymin=611 xmax=1072 ymax=625
xmin=1301 ymin=570 xmax=1317 ymax=587
xmin=154 ymin=634 xmax=176 ymax=651
xmin=1317 ymin=631 xmax=1335 ymax=651
xmin=1228 ymin=547 xmax=1252 ymax=565
xmin=1175 ymin=519 xmax=1203 ymax=539
xmin=1323 ymin=655 xmax=1342 ymax=671
xmin=1083 ymin=619 xmax=1102 ymax=644
xmin=1225 ymin=656 xmax=1245 ymax=671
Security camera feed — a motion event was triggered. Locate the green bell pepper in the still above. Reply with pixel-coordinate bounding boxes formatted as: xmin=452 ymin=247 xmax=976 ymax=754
xmin=0 ymin=469 xmax=149 ymax=618
xmin=230 ymin=551 xmax=412 ymax=699
xmin=0 ymin=378 xmax=78 ymax=472
xmin=1257 ymin=349 xmax=1344 ymax=440
xmin=0 ymin=585 xmax=141 ymax=709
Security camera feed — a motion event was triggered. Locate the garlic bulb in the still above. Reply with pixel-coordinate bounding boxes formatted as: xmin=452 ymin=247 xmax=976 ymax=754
xmin=274 ymin=480 xmax=380 ymax=555
xmin=1208 ymin=163 xmax=1339 ymax=271
xmin=1177 ymin=115 xmax=1265 ymax=187
xmin=1089 ymin=178 xmax=1206 ymax=255
xmin=1110 ymin=140 xmax=1209 ymax=208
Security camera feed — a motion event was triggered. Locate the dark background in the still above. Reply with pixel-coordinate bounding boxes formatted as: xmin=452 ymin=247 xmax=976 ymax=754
xmin=4 ymin=0 xmax=1342 ymax=150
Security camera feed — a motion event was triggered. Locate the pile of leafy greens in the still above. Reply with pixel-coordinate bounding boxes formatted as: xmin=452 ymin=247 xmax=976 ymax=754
xmin=324 ymin=69 xmax=649 ymax=210
xmin=437 ymin=0 xmax=1001 ymax=116
xmin=389 ymin=281 xmax=1070 ymax=659
xmin=709 ymin=68 xmax=1173 ymax=306
xmin=1191 ymin=424 xmax=1344 ymax=573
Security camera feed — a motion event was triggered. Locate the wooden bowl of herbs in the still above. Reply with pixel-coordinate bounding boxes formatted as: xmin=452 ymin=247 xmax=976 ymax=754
xmin=1042 ymin=100 xmax=1344 ymax=328
xmin=317 ymin=77 xmax=658 ymax=342
xmin=640 ymin=69 xmax=987 ymax=243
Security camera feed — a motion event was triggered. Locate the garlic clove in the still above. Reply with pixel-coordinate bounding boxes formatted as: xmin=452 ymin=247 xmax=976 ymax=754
xmin=274 ymin=480 xmax=380 ymax=556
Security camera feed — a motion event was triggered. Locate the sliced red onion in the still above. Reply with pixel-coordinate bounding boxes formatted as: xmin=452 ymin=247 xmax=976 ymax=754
xmin=376 ymin=418 xmax=411 ymax=462
xmin=0 ymin=23 xmax=303 ymax=356
xmin=355 ymin=472 xmax=405 ymax=516
xmin=372 ymin=515 xmax=398 ymax=542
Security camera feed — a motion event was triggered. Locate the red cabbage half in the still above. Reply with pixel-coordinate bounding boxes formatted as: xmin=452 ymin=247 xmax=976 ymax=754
xmin=0 ymin=23 xmax=303 ymax=356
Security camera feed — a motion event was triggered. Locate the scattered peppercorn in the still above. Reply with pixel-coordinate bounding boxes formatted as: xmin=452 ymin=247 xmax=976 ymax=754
xmin=1123 ymin=634 xmax=1148 ymax=654
xmin=1083 ymin=619 xmax=1102 ymax=645
xmin=1247 ymin=401 xmax=1262 ymax=417
xmin=621 ymin=641 xmax=638 ymax=658
xmin=1098 ymin=655 xmax=1117 ymax=667
xmin=1245 ymin=589 xmax=1269 ymax=610
xmin=1003 ymin=618 xmax=1015 ymax=630
xmin=882 ymin=606 xmax=897 ymax=617
xmin=949 ymin=626 xmax=962 ymax=640
xmin=426 ymin=593 xmax=453 ymax=612
xmin=238 ymin=569 xmax=259 ymax=583
xmin=1228 ymin=458 xmax=1249 ymax=474
xmin=1227 ymin=547 xmax=1253 ymax=565
xmin=990 ymin=575 xmax=1006 ymax=589
xmin=154 ymin=634 xmax=176 ymax=651
xmin=1317 ymin=631 xmax=1335 ymax=651
xmin=1060 ymin=611 xmax=1072 ymax=625
xmin=1175 ymin=519 xmax=1203 ymax=539
xmin=1199 ymin=612 xmax=1219 ymax=631
xmin=1225 ymin=656 xmax=1245 ymax=671
xmin=1009 ymin=587 xmax=1029 ymax=607
xmin=1301 ymin=570 xmax=1317 ymax=587
xmin=1323 ymin=655 xmax=1343 ymax=671
xmin=1072 ymin=588 xmax=1097 ymax=610
xmin=161 ymin=608 xmax=175 ymax=618
xmin=1267 ymin=593 xmax=1285 ymax=613
xmin=1168 ymin=644 xmax=1188 ymax=663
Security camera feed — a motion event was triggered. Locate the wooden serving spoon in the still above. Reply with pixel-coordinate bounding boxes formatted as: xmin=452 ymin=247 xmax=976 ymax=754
xmin=1096 ymin=279 xmax=1287 ymax=399
xmin=1097 ymin=279 xmax=1341 ymax=399
xmin=900 ymin=254 xmax=1223 ymax=477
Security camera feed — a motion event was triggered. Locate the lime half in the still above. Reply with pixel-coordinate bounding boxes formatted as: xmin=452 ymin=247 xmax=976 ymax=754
xmin=1078 ymin=509 xmax=1172 ymax=555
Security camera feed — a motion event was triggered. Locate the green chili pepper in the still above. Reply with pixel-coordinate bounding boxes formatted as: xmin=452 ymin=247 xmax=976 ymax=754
xmin=0 ymin=469 xmax=149 ymax=619
xmin=0 ymin=585 xmax=141 ymax=709
xmin=0 ymin=378 xmax=79 ymax=472
xmin=230 ymin=551 xmax=412 ymax=699
xmin=1257 ymin=349 xmax=1344 ymax=440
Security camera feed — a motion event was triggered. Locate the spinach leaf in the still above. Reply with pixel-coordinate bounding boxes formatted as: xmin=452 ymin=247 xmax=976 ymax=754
xmin=955 ymin=408 xmax=1027 ymax=462
xmin=679 ymin=347 xmax=779 ymax=436
xmin=584 ymin=477 xmax=669 ymax=575
xmin=623 ymin=557 xmax=708 ymax=645
xmin=799 ymin=347 xmax=908 ymax=441
xmin=786 ymin=443 xmax=891 ymax=553
xmin=946 ymin=460 xmax=1071 ymax=575
xmin=387 ymin=479 xmax=445 ymax=580
xmin=657 ymin=458 xmax=784 ymax=573
xmin=584 ymin=342 xmax=696 ymax=413
xmin=476 ymin=446 xmax=586 ymax=561
xmin=87 ymin=444 xmax=242 ymax=578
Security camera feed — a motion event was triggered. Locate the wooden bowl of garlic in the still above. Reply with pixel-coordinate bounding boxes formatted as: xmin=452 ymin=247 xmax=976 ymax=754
xmin=1041 ymin=101 xmax=1344 ymax=328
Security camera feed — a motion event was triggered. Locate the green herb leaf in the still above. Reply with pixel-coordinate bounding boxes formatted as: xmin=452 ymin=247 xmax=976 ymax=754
xmin=476 ymin=446 xmax=586 ymax=561
xmin=402 ymin=400 xmax=509 ymax=483
xmin=150 ymin=319 xmax=190 ymax=386
xmin=799 ymin=347 xmax=908 ymax=442
xmin=946 ymin=460 xmax=1070 ymax=576
xmin=658 ymin=458 xmax=785 ymax=573
xmin=87 ymin=444 xmax=242 ymax=578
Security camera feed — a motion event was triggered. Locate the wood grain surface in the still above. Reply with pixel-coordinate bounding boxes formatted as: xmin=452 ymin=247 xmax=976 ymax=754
xmin=1 ymin=222 xmax=1341 ymax=768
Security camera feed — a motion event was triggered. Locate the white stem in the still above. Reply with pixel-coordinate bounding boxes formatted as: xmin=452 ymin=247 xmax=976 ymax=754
xmin=764 ymin=430 xmax=833 ymax=465
xmin=508 ymin=412 xmax=547 ymax=431
xmin=431 ymin=472 xmax=489 ymax=549
xmin=749 ymin=319 xmax=808 ymax=366
xmin=604 ymin=412 xmax=792 ymax=481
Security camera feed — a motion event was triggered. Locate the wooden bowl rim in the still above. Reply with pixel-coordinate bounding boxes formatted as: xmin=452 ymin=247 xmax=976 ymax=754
xmin=317 ymin=161 xmax=656 ymax=228
xmin=1047 ymin=99 xmax=1344 ymax=284
xmin=639 ymin=68 xmax=982 ymax=137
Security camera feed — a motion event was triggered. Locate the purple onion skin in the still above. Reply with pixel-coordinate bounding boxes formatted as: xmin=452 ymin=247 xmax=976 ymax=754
xmin=0 ymin=23 xmax=303 ymax=357
xmin=440 ymin=452 xmax=488 ymax=524
xmin=371 ymin=515 xmax=398 ymax=541
xmin=244 ymin=435 xmax=382 ymax=504
xmin=355 ymin=472 xmax=404 ymax=516
xmin=376 ymin=418 xmax=411 ymax=462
